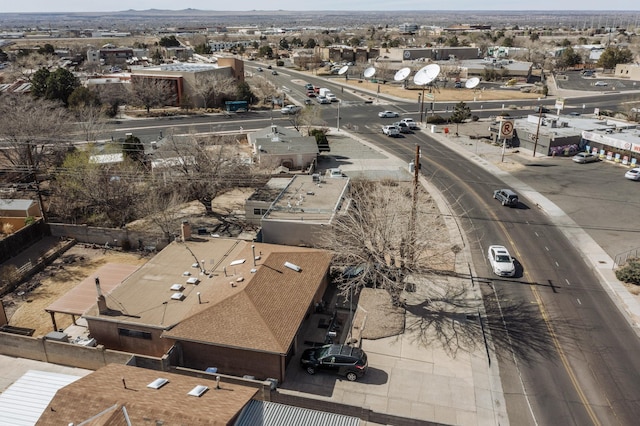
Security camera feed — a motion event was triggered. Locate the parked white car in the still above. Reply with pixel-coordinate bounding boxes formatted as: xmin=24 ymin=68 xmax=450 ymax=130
xmin=382 ymin=125 xmax=400 ymax=137
xmin=487 ymin=245 xmax=516 ymax=277
xmin=317 ymin=96 xmax=330 ymax=104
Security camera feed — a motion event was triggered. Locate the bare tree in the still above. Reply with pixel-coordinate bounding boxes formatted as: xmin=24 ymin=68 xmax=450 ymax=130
xmin=155 ymin=132 xmax=265 ymax=216
xmin=192 ymin=73 xmax=235 ymax=109
xmin=133 ymin=182 xmax=188 ymax=236
xmin=51 ymin=146 xmax=145 ymax=227
xmin=0 ymin=94 xmax=73 ymax=171
xmin=322 ymin=179 xmax=455 ymax=305
xmin=128 ymin=77 xmax=176 ymax=113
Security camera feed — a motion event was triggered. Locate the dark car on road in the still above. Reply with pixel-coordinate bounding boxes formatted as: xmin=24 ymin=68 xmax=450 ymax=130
xmin=300 ymin=344 xmax=368 ymax=381
xmin=493 ymin=189 xmax=519 ymax=207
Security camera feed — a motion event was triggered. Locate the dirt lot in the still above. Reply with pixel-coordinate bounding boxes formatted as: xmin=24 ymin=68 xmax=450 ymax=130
xmin=4 ymin=247 xmax=149 ymax=337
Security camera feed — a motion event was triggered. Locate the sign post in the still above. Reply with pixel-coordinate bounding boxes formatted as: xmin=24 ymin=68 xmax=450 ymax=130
xmin=498 ymin=119 xmax=514 ymax=163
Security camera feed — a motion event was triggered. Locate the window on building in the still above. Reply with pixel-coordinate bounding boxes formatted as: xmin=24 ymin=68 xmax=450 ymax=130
xmin=118 ymin=328 xmax=152 ymax=339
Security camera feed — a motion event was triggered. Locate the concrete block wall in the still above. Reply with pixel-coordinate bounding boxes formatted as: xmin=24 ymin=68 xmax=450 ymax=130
xmin=48 ymin=223 xmax=169 ymax=251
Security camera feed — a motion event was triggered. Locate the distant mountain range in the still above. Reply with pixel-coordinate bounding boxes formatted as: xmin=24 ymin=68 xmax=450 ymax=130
xmin=0 ymin=9 xmax=636 ymax=29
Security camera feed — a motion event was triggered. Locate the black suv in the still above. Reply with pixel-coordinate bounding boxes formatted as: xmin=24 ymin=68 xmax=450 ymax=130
xmin=493 ymin=189 xmax=519 ymax=207
xmin=300 ymin=344 xmax=368 ymax=381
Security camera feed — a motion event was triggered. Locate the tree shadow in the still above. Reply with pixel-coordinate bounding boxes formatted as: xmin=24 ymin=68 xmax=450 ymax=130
xmin=402 ymin=277 xmax=558 ymax=363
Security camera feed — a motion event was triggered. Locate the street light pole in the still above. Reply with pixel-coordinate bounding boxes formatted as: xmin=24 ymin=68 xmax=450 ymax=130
xmin=336 ymin=101 xmax=340 ymax=131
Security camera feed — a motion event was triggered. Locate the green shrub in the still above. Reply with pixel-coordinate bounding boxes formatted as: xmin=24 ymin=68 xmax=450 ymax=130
xmin=615 ymin=258 xmax=640 ymax=285
xmin=426 ymin=115 xmax=447 ymax=124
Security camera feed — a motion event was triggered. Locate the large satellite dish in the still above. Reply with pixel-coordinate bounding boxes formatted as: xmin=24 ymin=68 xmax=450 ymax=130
xmin=413 ymin=64 xmax=440 ymax=85
xmin=394 ymin=67 xmax=411 ymax=82
xmin=338 ymin=65 xmax=349 ymax=75
xmin=465 ymin=77 xmax=480 ymax=89
xmin=363 ymin=67 xmax=376 ymax=78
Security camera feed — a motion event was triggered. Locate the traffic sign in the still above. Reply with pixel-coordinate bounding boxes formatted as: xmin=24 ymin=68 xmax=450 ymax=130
xmin=499 ymin=120 xmax=514 ymax=139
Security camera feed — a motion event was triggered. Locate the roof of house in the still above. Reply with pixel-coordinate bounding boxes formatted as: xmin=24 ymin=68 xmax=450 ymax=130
xmin=262 ymin=174 xmax=350 ymax=224
xmin=36 ymin=364 xmax=258 ymax=426
xmin=84 ymin=239 xmax=332 ymax=354
xmin=248 ymin=125 xmax=319 ymax=156
xmin=46 ymin=263 xmax=140 ymax=316
xmin=163 ymin=250 xmax=333 ymax=354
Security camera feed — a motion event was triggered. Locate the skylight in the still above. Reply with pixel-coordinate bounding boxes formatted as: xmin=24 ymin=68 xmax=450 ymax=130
xmin=147 ymin=378 xmax=169 ymax=389
xmin=188 ymin=385 xmax=208 ymax=397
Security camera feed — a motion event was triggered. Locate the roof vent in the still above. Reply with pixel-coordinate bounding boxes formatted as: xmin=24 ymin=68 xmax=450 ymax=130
xmin=147 ymin=378 xmax=169 ymax=389
xmin=188 ymin=385 xmax=208 ymax=397
xmin=284 ymin=261 xmax=301 ymax=272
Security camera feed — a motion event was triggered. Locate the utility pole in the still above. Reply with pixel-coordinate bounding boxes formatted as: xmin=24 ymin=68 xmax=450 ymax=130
xmin=408 ymin=144 xmax=420 ymax=263
xmin=532 ymin=106 xmax=544 ymax=157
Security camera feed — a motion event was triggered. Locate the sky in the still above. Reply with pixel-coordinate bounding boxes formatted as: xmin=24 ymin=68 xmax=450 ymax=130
xmin=2 ymin=1 xmax=637 ymax=13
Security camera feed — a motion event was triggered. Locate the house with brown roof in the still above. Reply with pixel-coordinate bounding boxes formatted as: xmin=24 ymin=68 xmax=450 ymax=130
xmin=83 ymin=236 xmax=333 ymax=383
xmin=36 ymin=363 xmax=259 ymax=425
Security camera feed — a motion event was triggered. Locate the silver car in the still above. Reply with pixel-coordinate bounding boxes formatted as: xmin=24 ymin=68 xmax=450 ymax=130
xmin=572 ymin=152 xmax=599 ymax=163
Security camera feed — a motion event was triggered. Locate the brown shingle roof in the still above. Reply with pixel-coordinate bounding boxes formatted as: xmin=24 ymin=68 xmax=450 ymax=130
xmin=36 ymin=364 xmax=258 ymax=426
xmin=163 ymin=250 xmax=333 ymax=354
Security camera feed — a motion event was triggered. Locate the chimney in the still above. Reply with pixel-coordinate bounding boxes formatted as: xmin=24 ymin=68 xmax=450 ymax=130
xmin=181 ymin=220 xmax=191 ymax=241
xmin=95 ymin=277 xmax=108 ymax=314
xmin=252 ymin=245 xmax=256 ymax=266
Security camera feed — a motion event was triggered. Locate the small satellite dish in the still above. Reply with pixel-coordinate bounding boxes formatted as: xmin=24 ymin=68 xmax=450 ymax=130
xmin=465 ymin=77 xmax=480 ymax=89
xmin=363 ymin=67 xmax=376 ymax=78
xmin=413 ymin=64 xmax=440 ymax=85
xmin=394 ymin=67 xmax=411 ymax=82
xmin=338 ymin=65 xmax=349 ymax=75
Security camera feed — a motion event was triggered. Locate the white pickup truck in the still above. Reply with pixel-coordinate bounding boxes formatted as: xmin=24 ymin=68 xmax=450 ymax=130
xmin=400 ymin=118 xmax=418 ymax=129
xmin=280 ymin=104 xmax=301 ymax=114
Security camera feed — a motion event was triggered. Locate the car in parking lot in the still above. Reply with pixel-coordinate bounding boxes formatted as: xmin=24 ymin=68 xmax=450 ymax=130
xmin=382 ymin=125 xmax=400 ymax=137
xmin=256 ymin=67 xmax=263 ymax=72
xmin=493 ymin=189 xmax=519 ymax=207
xmin=271 ymin=70 xmax=278 ymax=75
xmin=300 ymin=344 xmax=368 ymax=381
xmin=572 ymin=152 xmax=599 ymax=163
xmin=487 ymin=245 xmax=516 ymax=277
xmin=316 ymin=96 xmax=330 ymax=104
xmin=625 ymin=168 xmax=640 ymax=181
xmin=378 ymin=110 xmax=399 ymax=118
xmin=594 ymin=81 xmax=608 ymax=86
xmin=280 ymin=104 xmax=301 ymax=114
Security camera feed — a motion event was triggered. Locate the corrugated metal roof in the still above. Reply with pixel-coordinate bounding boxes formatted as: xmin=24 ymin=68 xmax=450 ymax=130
xmin=0 ymin=370 xmax=82 ymax=426
xmin=235 ymin=400 xmax=360 ymax=426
